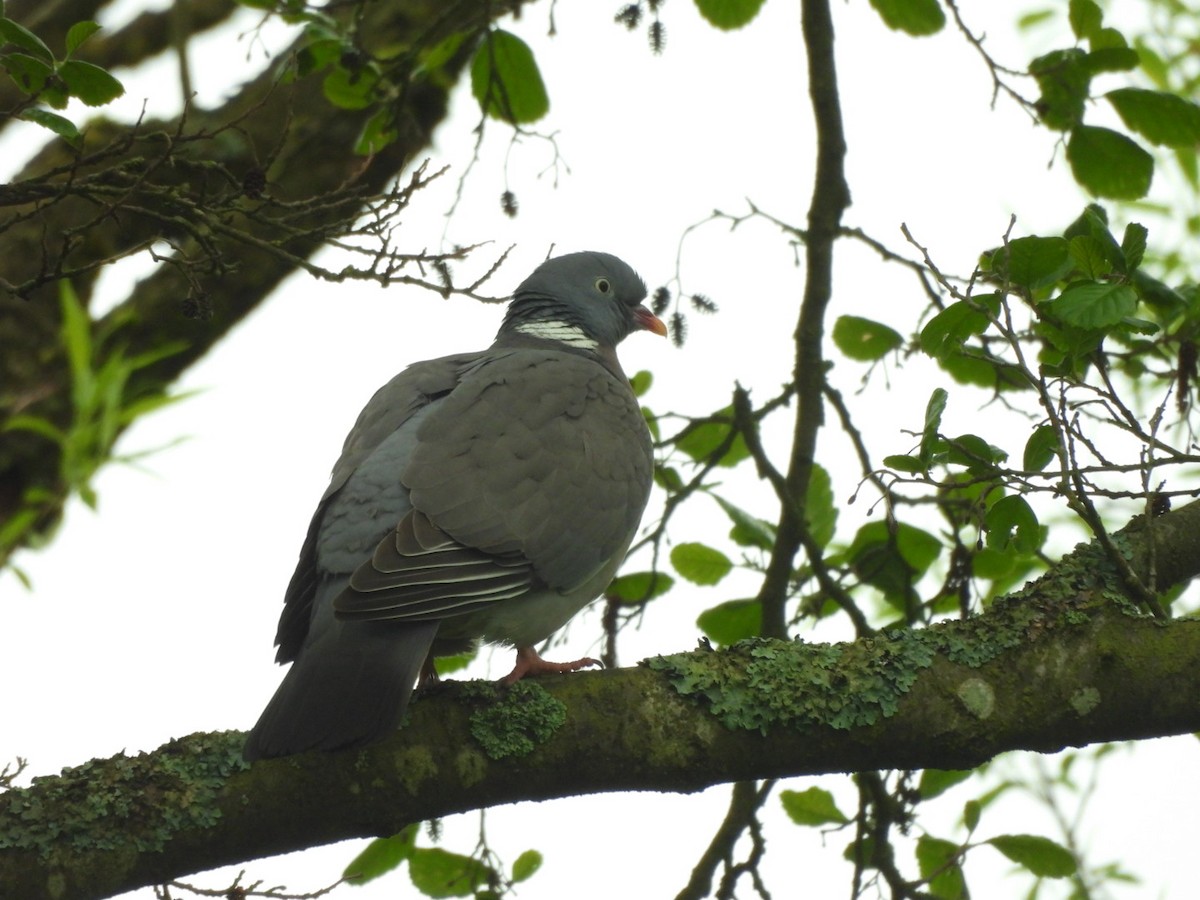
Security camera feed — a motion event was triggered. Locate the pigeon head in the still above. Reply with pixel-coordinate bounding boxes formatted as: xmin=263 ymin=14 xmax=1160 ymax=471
xmin=501 ymin=251 xmax=667 ymax=350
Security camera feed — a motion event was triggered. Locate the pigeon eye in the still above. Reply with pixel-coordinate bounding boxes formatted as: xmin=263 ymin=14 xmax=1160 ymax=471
xmin=595 ymin=277 xmax=612 ymax=294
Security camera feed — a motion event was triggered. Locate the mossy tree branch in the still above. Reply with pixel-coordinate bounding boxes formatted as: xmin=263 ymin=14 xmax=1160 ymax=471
xmin=4 ymin=500 xmax=1200 ymax=900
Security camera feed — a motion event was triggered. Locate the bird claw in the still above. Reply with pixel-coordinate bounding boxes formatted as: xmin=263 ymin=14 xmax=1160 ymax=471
xmin=500 ymin=646 xmax=603 ymax=685
xmin=416 ymin=653 xmax=441 ymax=690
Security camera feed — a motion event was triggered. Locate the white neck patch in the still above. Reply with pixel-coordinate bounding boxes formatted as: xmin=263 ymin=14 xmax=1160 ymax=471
xmin=515 ymin=320 xmax=599 ymax=350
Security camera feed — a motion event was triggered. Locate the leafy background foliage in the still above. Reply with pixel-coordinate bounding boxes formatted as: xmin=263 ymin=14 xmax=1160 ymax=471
xmin=4 ymin=0 xmax=1200 ymax=897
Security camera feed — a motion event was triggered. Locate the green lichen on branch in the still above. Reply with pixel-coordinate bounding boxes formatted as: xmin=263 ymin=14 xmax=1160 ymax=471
xmin=465 ymin=681 xmax=567 ymax=760
xmin=1070 ymin=686 xmax=1102 ymax=716
xmin=926 ymin=597 xmax=1038 ymax=667
xmin=645 ymin=507 xmax=1192 ymax=738
xmin=644 ymin=577 xmax=1118 ymax=735
xmin=645 ymin=633 xmax=939 ymax=733
xmin=1008 ymin=531 xmax=1155 ymax=618
xmin=0 ymin=731 xmax=247 ymax=858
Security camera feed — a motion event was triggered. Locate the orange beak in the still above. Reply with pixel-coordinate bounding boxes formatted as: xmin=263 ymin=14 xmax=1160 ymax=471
xmin=634 ymin=305 xmax=668 ymax=337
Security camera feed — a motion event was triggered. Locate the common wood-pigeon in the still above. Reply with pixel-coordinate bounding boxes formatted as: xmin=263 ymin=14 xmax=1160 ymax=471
xmin=244 ymin=251 xmax=665 ymax=759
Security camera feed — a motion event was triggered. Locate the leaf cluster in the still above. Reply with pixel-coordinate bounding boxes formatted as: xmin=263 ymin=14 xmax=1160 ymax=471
xmin=782 ymin=775 xmax=1080 ymax=899
xmin=343 ymin=823 xmax=542 ymax=898
xmin=1 ymin=282 xmax=188 ymax=575
xmin=0 ymin=13 xmax=123 ymax=145
xmin=1026 ymin=0 xmax=1200 ymax=200
xmin=279 ymin=9 xmax=551 ymax=157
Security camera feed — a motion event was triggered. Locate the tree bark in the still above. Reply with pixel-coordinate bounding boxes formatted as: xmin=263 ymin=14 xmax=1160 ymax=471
xmin=4 ymin=500 xmax=1199 ymax=900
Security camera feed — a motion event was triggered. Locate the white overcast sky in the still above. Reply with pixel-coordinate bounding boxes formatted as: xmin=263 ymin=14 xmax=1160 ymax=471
xmin=2 ymin=1 xmax=1196 ymax=898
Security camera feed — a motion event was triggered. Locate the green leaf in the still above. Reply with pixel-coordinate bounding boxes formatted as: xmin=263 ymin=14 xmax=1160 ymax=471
xmin=355 ymin=107 xmax=397 ymax=155
xmin=511 ymin=849 xmax=542 ymax=883
xmin=292 ymin=36 xmax=343 ymax=79
xmin=780 ymin=787 xmax=850 ymax=826
xmin=806 ymin=462 xmax=837 ymax=548
xmin=1047 ymin=281 xmax=1138 ymax=328
xmin=470 ymin=29 xmax=549 ymax=124
xmin=653 ymin=461 xmax=679 ymax=490
xmin=64 ymin=20 xmax=101 ymax=57
xmin=417 ymin=31 xmax=468 ymax=79
xmin=59 ymin=280 xmax=94 ymax=413
xmin=343 ymin=826 xmax=416 ymax=884
xmin=973 ymin=546 xmax=1029 ymax=588
xmin=4 ymin=413 xmax=66 ymax=443
xmin=322 ymin=61 xmax=379 ymax=109
xmin=894 ymin=522 xmax=942 ymax=573
xmin=832 ymin=315 xmax=902 ymax=361
xmin=940 ymin=350 xmax=1010 ymax=389
xmin=1078 ymin=206 xmax=1128 ymax=271
xmin=985 ymin=495 xmax=1040 ymax=553
xmin=1121 ymin=223 xmax=1147 ymax=272
xmin=1068 ymin=0 xmax=1102 ymax=39
xmin=694 ymin=0 xmax=768 ymax=30
xmin=963 ymin=799 xmax=981 ymax=832
xmin=987 ymin=834 xmax=1077 ymax=878
xmin=57 ymin=59 xmax=124 ymax=106
xmin=1106 ymin=87 xmax=1200 ymax=148
xmin=1035 ymin=323 xmax=1099 ymax=376
xmin=919 ymin=300 xmax=992 ymax=359
xmin=629 ymin=369 xmax=653 ymax=397
xmin=697 ymin=598 xmax=762 ymax=645
xmin=644 ymin=408 xmax=661 ymax=443
xmin=1022 ymin=425 xmax=1060 ymax=472
xmin=19 ymin=107 xmax=80 ymax=145
xmin=919 ymin=387 xmax=948 ymax=463
xmin=433 ymin=648 xmax=476 ymax=676
xmin=2 ymin=51 xmax=52 ymax=94
xmin=917 ymin=768 xmax=973 ymax=800
xmin=6 ymin=562 xmax=32 ymax=590
xmin=844 ymin=834 xmax=877 ymax=864
xmin=1030 ymin=48 xmax=1090 ymax=130
xmin=676 ymin=409 xmax=750 ymax=467
xmin=1018 ymin=10 xmax=1055 ymax=30
xmin=41 ymin=79 xmax=69 ymax=109
xmin=946 ymin=433 xmax=1006 ymax=473
xmin=1066 ymin=125 xmax=1154 ymax=200
xmin=0 ymin=508 xmax=41 ymax=557
xmin=408 ymin=846 xmax=493 ymax=898
xmin=1063 ymin=202 xmax=1110 ymax=240
xmin=713 ymin=495 xmax=776 ymax=550
xmin=1132 ymin=270 xmax=1188 ymax=314
xmin=990 ymin=236 xmax=1071 ymax=289
xmin=1135 ymin=38 xmax=1168 ymax=88
xmin=0 ymin=16 xmax=54 ymax=63
xmin=883 ymin=454 xmax=925 ymax=474
xmin=916 ymin=835 xmax=967 ymax=900
xmin=1067 ymin=234 xmax=1113 ymax=280
xmin=1088 ymin=25 xmax=1128 ymax=52
xmin=671 ymin=542 xmax=734 ymax=586
xmin=867 ymin=0 xmax=945 ymax=35
xmin=1083 ymin=46 xmax=1139 ymax=74
xmin=607 ymin=570 xmax=674 ymax=604
xmin=847 ymin=520 xmax=942 ymax=590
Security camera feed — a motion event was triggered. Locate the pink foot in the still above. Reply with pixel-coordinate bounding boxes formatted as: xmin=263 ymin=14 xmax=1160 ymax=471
xmin=500 ymin=645 xmax=602 ymax=685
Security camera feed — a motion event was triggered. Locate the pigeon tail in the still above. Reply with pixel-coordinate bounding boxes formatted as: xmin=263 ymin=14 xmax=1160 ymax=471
xmin=243 ymin=619 xmax=438 ymax=760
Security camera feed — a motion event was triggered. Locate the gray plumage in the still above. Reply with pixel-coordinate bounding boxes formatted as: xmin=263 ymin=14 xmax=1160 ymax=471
xmin=244 ymin=251 xmax=664 ymax=760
